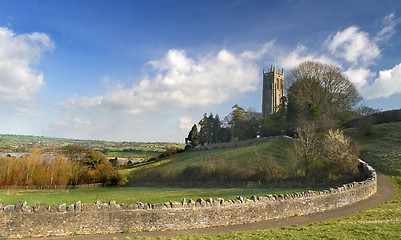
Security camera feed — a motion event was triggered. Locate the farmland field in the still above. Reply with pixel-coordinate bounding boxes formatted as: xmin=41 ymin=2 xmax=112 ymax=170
xmin=0 ymin=134 xmax=183 ymax=159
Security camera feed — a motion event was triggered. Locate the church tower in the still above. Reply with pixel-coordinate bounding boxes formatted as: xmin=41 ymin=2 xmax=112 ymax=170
xmin=262 ymin=66 xmax=284 ymax=118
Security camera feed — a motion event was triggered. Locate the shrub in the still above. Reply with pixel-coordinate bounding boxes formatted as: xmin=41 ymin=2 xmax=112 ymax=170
xmin=290 ymin=124 xmax=361 ymax=184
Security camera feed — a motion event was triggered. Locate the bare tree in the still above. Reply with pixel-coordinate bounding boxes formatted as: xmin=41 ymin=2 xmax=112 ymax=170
xmin=287 ymin=61 xmax=362 ymax=130
xmin=287 ymin=61 xmax=361 ymax=112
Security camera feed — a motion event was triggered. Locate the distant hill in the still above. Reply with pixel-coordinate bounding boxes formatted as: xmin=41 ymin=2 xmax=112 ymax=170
xmin=343 ymin=108 xmax=401 ymax=128
xmin=0 ymin=134 xmax=183 ymax=159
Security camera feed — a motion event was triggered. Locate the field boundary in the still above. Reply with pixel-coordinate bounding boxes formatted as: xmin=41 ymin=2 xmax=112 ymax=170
xmin=0 ymin=183 xmax=104 ymax=190
xmin=0 ymin=160 xmax=377 ymax=239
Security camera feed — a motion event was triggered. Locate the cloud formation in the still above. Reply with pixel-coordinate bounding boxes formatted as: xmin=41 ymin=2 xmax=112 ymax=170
xmin=0 ymin=27 xmax=54 ymax=115
xmin=178 ymin=116 xmax=193 ymax=131
xmin=326 ymin=26 xmax=380 ymax=65
xmin=282 ymin=13 xmax=401 ymax=100
xmin=360 ymin=63 xmax=401 ymax=99
xmin=279 ymin=45 xmax=337 ymax=70
xmin=335 ymin=13 xmax=401 ymax=99
xmin=57 ymin=12 xmax=401 ymax=140
xmin=60 ymin=43 xmax=274 ymax=115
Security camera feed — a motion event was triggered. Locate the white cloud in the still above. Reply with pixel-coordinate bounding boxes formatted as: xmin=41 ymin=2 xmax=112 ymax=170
xmin=279 ymin=44 xmax=337 ymax=70
xmin=60 ymin=94 xmax=103 ymax=109
xmin=178 ymin=117 xmax=193 ymax=131
xmin=54 ymin=117 xmax=91 ymax=128
xmin=60 ymin=46 xmax=270 ymax=115
xmin=344 ymin=68 xmax=375 ymax=89
xmin=0 ymin=27 xmax=54 ymax=114
xmin=360 ymin=63 xmax=401 ymax=99
xmin=375 ymin=12 xmax=401 ymax=42
xmin=326 ymin=26 xmax=380 ymax=65
xmin=240 ymin=41 xmax=274 ymax=60
xmin=282 ymin=14 xmax=401 ymax=101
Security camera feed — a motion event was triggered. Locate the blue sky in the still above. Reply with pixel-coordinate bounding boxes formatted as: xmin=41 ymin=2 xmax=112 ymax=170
xmin=0 ymin=0 xmax=400 ymax=142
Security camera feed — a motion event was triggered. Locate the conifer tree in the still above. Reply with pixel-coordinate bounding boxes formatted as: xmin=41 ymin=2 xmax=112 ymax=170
xmin=186 ymin=124 xmax=199 ymax=148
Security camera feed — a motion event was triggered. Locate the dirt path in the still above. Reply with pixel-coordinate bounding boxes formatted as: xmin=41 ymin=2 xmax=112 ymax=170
xmin=28 ymin=174 xmax=394 ymax=240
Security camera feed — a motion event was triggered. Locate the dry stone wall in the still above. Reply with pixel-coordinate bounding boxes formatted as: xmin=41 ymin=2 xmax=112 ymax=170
xmin=0 ymin=160 xmax=376 ymax=239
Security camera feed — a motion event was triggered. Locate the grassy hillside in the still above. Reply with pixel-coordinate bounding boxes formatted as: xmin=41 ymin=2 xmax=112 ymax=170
xmin=126 ymin=139 xmax=294 ymax=187
xmin=344 ymin=122 xmax=401 ymax=176
xmin=131 ymin=122 xmax=401 ymax=240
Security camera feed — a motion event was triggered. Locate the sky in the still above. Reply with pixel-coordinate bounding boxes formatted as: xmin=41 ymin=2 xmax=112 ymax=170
xmin=0 ymin=0 xmax=401 ymax=143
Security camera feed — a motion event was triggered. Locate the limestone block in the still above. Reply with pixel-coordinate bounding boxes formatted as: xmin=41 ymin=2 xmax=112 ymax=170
xmin=195 ymin=198 xmax=206 ymax=208
xmin=50 ymin=204 xmax=58 ymax=213
xmin=128 ymin=204 xmax=138 ymax=210
xmin=206 ymin=198 xmax=213 ymax=207
xmin=152 ymin=203 xmax=163 ymax=209
xmin=136 ymin=202 xmax=144 ymax=209
xmin=100 ymin=203 xmax=110 ymax=211
xmin=236 ymin=196 xmax=244 ymax=203
xmin=170 ymin=201 xmax=181 ymax=208
xmin=15 ymin=200 xmax=24 ymax=212
xmin=22 ymin=206 xmax=33 ymax=213
xmin=187 ymin=199 xmax=195 ymax=208
xmin=3 ymin=205 xmax=15 ymax=213
xmin=75 ymin=201 xmax=82 ymax=212
xmin=143 ymin=203 xmax=151 ymax=210
xmin=66 ymin=204 xmax=75 ymax=212
xmin=34 ymin=202 xmax=48 ymax=213
xmin=58 ymin=204 xmax=67 ymax=212
xmin=81 ymin=203 xmax=95 ymax=212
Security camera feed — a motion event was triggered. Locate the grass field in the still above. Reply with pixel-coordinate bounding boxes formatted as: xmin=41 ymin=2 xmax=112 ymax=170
xmin=107 ymin=151 xmax=160 ymax=159
xmin=125 ymin=139 xmax=293 ymax=186
xmin=128 ymin=122 xmax=401 ymax=240
xmin=345 ymin=122 xmax=401 ymax=176
xmin=0 ymin=187 xmax=313 ymax=206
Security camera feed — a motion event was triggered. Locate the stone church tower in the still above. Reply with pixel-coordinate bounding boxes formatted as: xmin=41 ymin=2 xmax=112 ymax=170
xmin=262 ymin=66 xmax=284 ymax=118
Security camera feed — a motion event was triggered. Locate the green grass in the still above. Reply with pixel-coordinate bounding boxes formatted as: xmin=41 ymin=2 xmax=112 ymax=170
xmin=128 ymin=122 xmax=401 ymax=240
xmin=125 ymin=139 xmax=292 ymax=184
xmin=0 ymin=187 xmax=312 ymax=206
xmin=178 ymin=139 xmax=292 ymax=167
xmin=107 ymin=151 xmax=160 ymax=159
xmin=345 ymin=122 xmax=401 ymax=176
xmin=118 ymin=159 xmax=173 ymax=179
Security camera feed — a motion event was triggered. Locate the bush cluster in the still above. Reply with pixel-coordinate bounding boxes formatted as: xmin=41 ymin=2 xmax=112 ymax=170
xmin=0 ymin=154 xmax=71 ymax=186
xmin=0 ymin=147 xmax=123 ymax=187
xmin=289 ymin=123 xmax=361 ymax=184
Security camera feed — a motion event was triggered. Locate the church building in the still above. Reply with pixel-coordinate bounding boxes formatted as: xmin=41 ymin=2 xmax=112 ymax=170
xmin=262 ymin=66 xmax=284 ymax=118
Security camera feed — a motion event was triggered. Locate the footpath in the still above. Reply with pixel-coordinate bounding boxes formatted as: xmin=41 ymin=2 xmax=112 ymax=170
xmin=28 ymin=174 xmax=394 ymax=240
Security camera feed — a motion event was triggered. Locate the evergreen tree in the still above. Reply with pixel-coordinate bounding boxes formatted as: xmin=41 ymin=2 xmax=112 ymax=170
xmin=198 ymin=113 xmax=209 ymax=145
xmin=185 ymin=124 xmax=199 ymax=148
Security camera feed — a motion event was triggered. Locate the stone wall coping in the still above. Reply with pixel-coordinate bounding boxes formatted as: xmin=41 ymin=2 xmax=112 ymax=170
xmin=0 ymin=159 xmax=376 ymax=214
